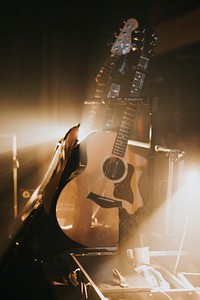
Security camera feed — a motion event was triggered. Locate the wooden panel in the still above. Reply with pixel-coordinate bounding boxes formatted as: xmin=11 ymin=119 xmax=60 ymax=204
xmin=154 ymin=8 xmax=200 ymax=55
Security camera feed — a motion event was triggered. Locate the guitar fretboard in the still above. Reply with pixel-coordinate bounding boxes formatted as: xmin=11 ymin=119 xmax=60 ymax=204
xmin=112 ymin=55 xmax=150 ymax=157
xmin=86 ymin=54 xmax=119 ymax=132
xmin=130 ymin=56 xmax=149 ymax=96
xmin=113 ymin=102 xmax=137 ymax=157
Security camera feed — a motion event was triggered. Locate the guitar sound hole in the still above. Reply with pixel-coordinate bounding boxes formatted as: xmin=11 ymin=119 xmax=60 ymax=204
xmin=103 ymin=157 xmax=125 ymax=181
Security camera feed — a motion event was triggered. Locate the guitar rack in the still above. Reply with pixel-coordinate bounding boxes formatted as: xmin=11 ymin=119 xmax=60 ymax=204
xmin=84 ymin=95 xmax=156 ymax=106
xmin=84 ymin=95 xmax=159 ymax=152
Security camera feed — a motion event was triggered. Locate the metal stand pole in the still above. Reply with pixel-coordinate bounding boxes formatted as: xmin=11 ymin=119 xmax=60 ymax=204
xmin=147 ymin=97 xmax=158 ymax=212
xmin=144 ymin=97 xmax=158 ymax=245
xmin=165 ymin=154 xmax=175 ymax=236
xmin=12 ymin=134 xmax=19 ymax=218
xmin=0 ymin=134 xmax=19 ymax=218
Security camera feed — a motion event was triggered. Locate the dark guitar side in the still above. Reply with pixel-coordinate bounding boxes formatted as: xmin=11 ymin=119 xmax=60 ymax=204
xmin=56 ymin=130 xmax=146 ymax=247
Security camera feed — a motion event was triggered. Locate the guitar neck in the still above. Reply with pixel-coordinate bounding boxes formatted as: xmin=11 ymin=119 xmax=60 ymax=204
xmin=94 ymin=54 xmax=119 ymax=99
xmin=112 ymin=55 xmax=150 ymax=157
xmin=102 ymin=57 xmax=127 ymax=130
xmin=103 ymin=102 xmax=117 ymax=129
xmin=113 ymin=102 xmax=137 ymax=157
xmin=86 ymin=54 xmax=119 ymax=132
xmin=129 ymin=56 xmax=149 ymax=97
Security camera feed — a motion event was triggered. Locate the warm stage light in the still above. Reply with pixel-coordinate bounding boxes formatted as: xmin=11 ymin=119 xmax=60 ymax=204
xmin=143 ymin=160 xmax=200 ymax=252
xmin=184 ymin=166 xmax=200 ymax=199
xmin=0 ymin=95 xmax=81 ymax=152
xmin=16 ymin=120 xmax=77 ymax=150
xmin=78 ymin=124 xmax=92 ymax=142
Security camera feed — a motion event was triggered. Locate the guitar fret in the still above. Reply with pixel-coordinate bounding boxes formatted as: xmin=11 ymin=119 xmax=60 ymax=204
xmin=122 ymin=113 xmax=135 ymax=119
xmin=130 ymin=89 xmax=139 ymax=96
xmin=113 ymin=148 xmax=126 ymax=156
xmin=121 ymin=121 xmax=134 ymax=128
xmin=114 ymin=149 xmax=126 ymax=155
xmin=130 ymin=72 xmax=146 ymax=95
xmin=119 ymin=129 xmax=131 ymax=137
xmin=126 ymin=104 xmax=136 ymax=109
xmin=121 ymin=120 xmax=133 ymax=126
xmin=118 ymin=133 xmax=130 ymax=141
xmin=114 ymin=147 xmax=127 ymax=155
xmin=126 ymin=107 xmax=136 ymax=112
xmin=118 ymin=132 xmax=129 ymax=138
xmin=117 ymin=135 xmax=130 ymax=144
xmin=114 ymin=152 xmax=124 ymax=157
xmin=115 ymin=141 xmax=127 ymax=148
xmin=123 ymin=116 xmax=135 ymax=123
xmin=107 ymin=83 xmax=121 ymax=98
xmin=115 ymin=143 xmax=127 ymax=149
xmin=135 ymin=71 xmax=144 ymax=80
xmin=123 ymin=111 xmax=136 ymax=118
xmin=138 ymin=56 xmax=149 ymax=70
xmin=115 ymin=139 xmax=127 ymax=146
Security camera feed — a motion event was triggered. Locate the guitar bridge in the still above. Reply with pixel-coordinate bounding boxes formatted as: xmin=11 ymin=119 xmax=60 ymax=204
xmin=87 ymin=192 xmax=122 ymax=208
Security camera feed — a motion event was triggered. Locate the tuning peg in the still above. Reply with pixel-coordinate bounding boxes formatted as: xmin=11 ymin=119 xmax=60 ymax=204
xmin=131 ymin=43 xmax=138 ymax=51
xmin=133 ymin=36 xmax=139 ymax=41
xmin=112 ymin=44 xmax=119 ymax=51
xmin=154 ymin=35 xmax=159 ymax=42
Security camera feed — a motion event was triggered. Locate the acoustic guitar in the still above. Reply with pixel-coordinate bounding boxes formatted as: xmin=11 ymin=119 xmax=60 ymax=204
xmin=56 ymin=25 xmax=157 ymax=247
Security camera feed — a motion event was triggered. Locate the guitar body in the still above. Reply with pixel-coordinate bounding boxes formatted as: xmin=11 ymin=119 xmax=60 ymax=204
xmin=56 ymin=130 xmax=146 ymax=247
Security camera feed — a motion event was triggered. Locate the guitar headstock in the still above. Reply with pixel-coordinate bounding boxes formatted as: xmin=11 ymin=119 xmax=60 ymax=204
xmin=111 ymin=18 xmax=139 ymax=56
xmin=138 ymin=26 xmax=158 ymax=58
